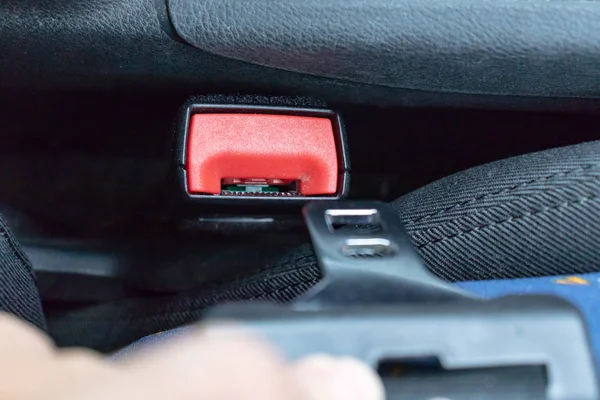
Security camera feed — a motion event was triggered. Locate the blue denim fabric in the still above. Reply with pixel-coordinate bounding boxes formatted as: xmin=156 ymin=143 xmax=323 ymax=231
xmin=115 ymin=273 xmax=600 ymax=368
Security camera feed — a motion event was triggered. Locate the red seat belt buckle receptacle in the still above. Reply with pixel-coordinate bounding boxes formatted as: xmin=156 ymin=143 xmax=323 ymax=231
xmin=175 ymin=103 xmax=350 ymax=204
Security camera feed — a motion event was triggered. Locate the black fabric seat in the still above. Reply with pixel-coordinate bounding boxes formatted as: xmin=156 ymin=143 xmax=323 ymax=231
xmin=396 ymin=139 xmax=600 ymax=281
xmin=4 ymin=140 xmax=600 ymax=352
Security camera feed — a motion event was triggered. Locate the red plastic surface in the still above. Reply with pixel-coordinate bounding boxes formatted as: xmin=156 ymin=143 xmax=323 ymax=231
xmin=186 ymin=114 xmax=339 ymax=195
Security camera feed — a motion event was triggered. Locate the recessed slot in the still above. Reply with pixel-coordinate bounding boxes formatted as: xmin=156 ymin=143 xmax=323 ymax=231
xmin=341 ymin=238 xmax=393 ymax=258
xmin=221 ymin=178 xmax=301 ymax=197
xmin=378 ymin=358 xmax=547 ymax=399
xmin=325 ymin=209 xmax=383 ymax=233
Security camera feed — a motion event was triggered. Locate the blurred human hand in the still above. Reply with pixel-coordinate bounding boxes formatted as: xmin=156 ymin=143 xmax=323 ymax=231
xmin=0 ymin=313 xmax=384 ymax=400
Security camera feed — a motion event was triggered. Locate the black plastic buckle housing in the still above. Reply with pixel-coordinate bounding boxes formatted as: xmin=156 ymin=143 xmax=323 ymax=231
xmin=209 ymin=201 xmax=599 ymax=400
xmin=173 ymin=101 xmax=350 ymax=206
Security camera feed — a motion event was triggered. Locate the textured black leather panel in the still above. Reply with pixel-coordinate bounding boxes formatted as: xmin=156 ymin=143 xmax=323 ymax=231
xmin=2 ymin=0 xmax=600 ymax=110
xmin=0 ymin=0 xmax=259 ymax=89
xmin=167 ymin=0 xmax=600 ymax=98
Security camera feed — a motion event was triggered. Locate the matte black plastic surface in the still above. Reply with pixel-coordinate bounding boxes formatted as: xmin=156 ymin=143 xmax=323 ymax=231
xmin=299 ymin=201 xmax=470 ymax=305
xmin=211 ymin=296 xmax=597 ymax=400
xmin=209 ymin=201 xmax=599 ymax=399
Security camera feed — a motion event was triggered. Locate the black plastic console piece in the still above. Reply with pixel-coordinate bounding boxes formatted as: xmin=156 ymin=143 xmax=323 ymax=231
xmin=209 ymin=201 xmax=599 ymax=400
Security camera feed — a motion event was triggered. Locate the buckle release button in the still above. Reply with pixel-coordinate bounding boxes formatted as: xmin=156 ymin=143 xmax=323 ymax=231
xmin=186 ymin=113 xmax=339 ymax=196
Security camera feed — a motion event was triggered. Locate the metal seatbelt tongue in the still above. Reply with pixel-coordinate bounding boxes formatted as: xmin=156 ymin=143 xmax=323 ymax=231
xmin=297 ymin=201 xmax=472 ymax=307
